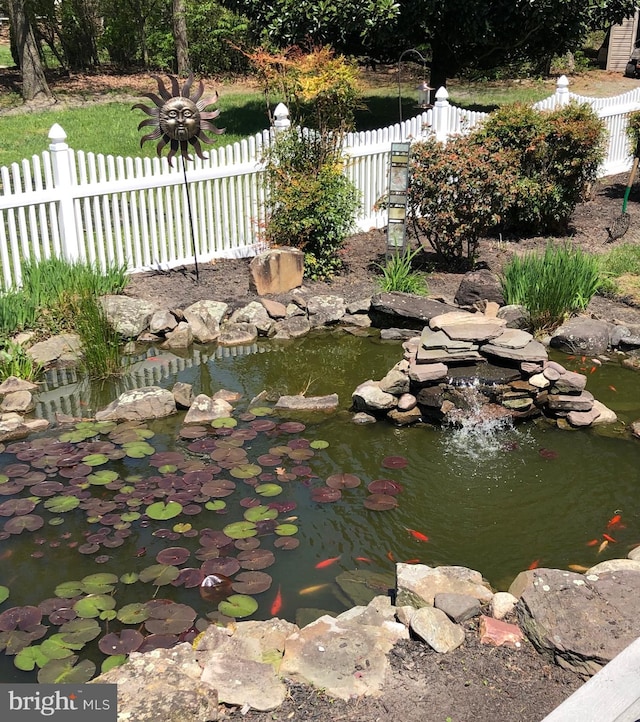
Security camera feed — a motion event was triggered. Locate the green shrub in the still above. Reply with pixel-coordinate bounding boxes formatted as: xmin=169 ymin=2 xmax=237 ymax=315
xmin=0 ymin=340 xmax=43 ymax=383
xmin=500 ymin=242 xmax=602 ymax=332
xmin=406 ymin=136 xmax=517 ymax=270
xmin=474 ymin=102 xmax=606 ymax=234
xmin=376 ymin=247 xmax=428 ymax=295
xmin=627 ymin=111 xmax=640 ymax=153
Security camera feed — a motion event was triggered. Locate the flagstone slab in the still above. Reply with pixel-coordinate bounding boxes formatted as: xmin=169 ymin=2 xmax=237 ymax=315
xmin=481 ymin=339 xmax=548 ymax=364
xmin=420 ymin=327 xmax=475 ymax=350
xmin=490 ymin=328 xmax=534 ymax=349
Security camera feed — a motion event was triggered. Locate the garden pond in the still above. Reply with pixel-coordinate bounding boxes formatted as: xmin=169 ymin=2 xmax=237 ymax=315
xmin=1 ymin=331 xmax=640 ymax=683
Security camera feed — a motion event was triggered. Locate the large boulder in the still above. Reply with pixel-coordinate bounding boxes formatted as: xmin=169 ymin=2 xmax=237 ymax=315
xmin=550 ymin=318 xmax=612 ymax=355
xmin=369 ymin=293 xmax=459 ymax=329
xmin=95 ymin=386 xmax=176 ymax=422
xmin=454 ymin=269 xmax=505 ymax=307
xmin=249 ymin=247 xmax=304 ymax=295
xmin=100 ymin=295 xmax=158 ymax=338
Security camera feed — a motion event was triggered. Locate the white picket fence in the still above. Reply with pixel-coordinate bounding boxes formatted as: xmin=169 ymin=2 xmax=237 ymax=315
xmin=1 ymin=75 xmax=640 ymax=290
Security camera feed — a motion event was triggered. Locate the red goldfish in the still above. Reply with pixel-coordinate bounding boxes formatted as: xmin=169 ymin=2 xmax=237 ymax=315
xmin=602 ymin=533 xmax=617 ymax=544
xmin=405 ymin=527 xmax=429 ymax=542
xmin=270 ymin=585 xmax=282 ymax=615
xmin=528 ymin=559 xmax=540 ymax=570
xmin=387 ymin=550 xmax=396 ymax=562
xmin=315 ymin=555 xmax=341 ymax=569
xmin=586 ymin=539 xmax=599 ymax=547
xmin=354 ymin=556 xmax=373 ymax=564
xmin=403 ymin=558 xmax=421 ymax=564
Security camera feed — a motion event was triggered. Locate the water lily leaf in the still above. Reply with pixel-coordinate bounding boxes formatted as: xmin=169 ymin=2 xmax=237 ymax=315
xmin=205 ymin=500 xmax=227 ymax=511
xmin=310 ymin=439 xmax=329 ymax=449
xmin=381 ymin=455 xmax=408 ymax=469
xmin=274 ymin=536 xmax=300 ymax=549
xmin=87 ymin=469 xmax=119 ymax=486
xmin=230 ymin=463 xmax=262 ymax=480
xmin=117 ymin=603 xmax=150 ymax=624
xmin=201 ymin=479 xmax=236 ymax=497
xmin=101 ymin=654 xmax=127 ymax=673
xmin=156 ymin=547 xmax=190 ymax=565
xmin=40 ymin=637 xmax=76 ymax=659
xmin=38 ymin=656 xmax=96 ymax=683
xmin=158 ymin=464 xmax=178 ymax=474
xmin=0 ymin=498 xmax=37 ymax=516
xmin=145 ymin=501 xmax=183 ymax=520
xmin=119 ymin=572 xmax=139 ymax=585
xmin=123 ymin=441 xmax=155 ymax=459
xmin=237 ymin=549 xmax=276 ymax=570
xmin=100 ymin=610 xmax=117 ymax=621
xmin=121 ymin=511 xmax=141 ymax=522
xmin=172 ymin=567 xmax=205 ymax=588
xmin=58 ymin=618 xmax=101 ymax=644
xmin=0 ymin=628 xmax=46 ymax=654
xmin=223 ymin=521 xmax=257 ymax=539
xmin=211 ymin=417 xmax=237 ymax=428
xmin=99 ymin=629 xmax=144 ymax=655
xmin=43 ymin=496 xmax=80 ymax=513
xmin=278 ymin=421 xmax=306 ymax=433
xmin=15 ymin=645 xmax=50 ymax=671
xmin=81 ymin=453 xmax=109 ymax=467
xmin=201 ymin=557 xmax=241 ymax=577
xmin=275 ymin=523 xmax=298 ymax=536
xmin=367 ymin=479 xmax=403 ymax=495
xmin=4 ymin=514 xmax=44 ymax=534
xmin=0 ymin=605 xmax=43 ymax=631
xmin=231 ymin=571 xmax=272 ymax=595
xmin=0 ymin=586 xmax=9 ymax=604
xmin=81 ymin=573 xmax=119 ymax=594
xmin=173 ymin=522 xmax=193 ymax=533
xmin=218 ymin=594 xmax=258 ymax=618
xmin=287 ymin=448 xmax=314 ymax=461
xmin=55 ymin=581 xmax=84 ymax=599
xmin=144 ymin=602 xmax=196 ymax=634
xmin=249 ymin=406 xmax=272 ymax=416
xmin=73 ymin=594 xmax=116 ymax=619
xmin=244 ymin=505 xmax=278 ymax=522
xmin=363 ymin=493 xmax=399 ymax=511
xmin=310 ymin=487 xmax=341 ymax=503
xmin=255 ymin=483 xmax=282 ymax=497
xmin=139 ymin=564 xmax=180 ymax=585
xmin=326 ymin=473 xmax=361 ymax=489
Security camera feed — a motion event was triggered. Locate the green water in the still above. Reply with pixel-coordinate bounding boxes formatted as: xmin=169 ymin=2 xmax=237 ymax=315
xmin=1 ymin=332 xmax=640 ymax=682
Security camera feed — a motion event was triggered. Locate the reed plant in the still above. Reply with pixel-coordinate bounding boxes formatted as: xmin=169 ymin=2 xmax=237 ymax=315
xmin=500 ymin=242 xmax=602 ymax=332
xmin=376 ymin=248 xmax=429 ymax=295
xmin=0 ymin=340 xmax=43 ymax=383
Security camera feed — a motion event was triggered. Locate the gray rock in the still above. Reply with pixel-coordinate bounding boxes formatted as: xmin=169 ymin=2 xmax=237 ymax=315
xmin=396 ymin=564 xmax=493 ymax=608
xmin=274 ymin=394 xmax=339 ymax=413
xmin=351 ymin=411 xmax=377 ymax=424
xmin=587 ymin=559 xmax=640 ymax=574
xmin=490 ymin=328 xmax=534 ymax=349
xmin=0 ymin=390 xmax=35 ymax=413
xmin=397 ymin=393 xmax=417 ymax=411
xmin=149 ymin=309 xmax=177 ymax=335
xmin=553 ymin=370 xmax=587 ymax=394
xmin=420 ymin=327 xmax=475 ymax=351
xmin=162 ymin=321 xmax=193 ymax=349
xmin=0 ymin=376 xmax=39 ymax=394
xmin=339 ymin=313 xmax=372 ymax=328
xmin=352 ymin=380 xmax=398 ymax=412
xmin=546 ymin=390 xmax=594 ymax=412
xmin=454 ymin=269 xmax=505 ymax=307
xmin=409 ymin=606 xmax=465 ymax=653
xmin=481 ymin=339 xmax=548 ymax=364
xmin=306 ymin=295 xmax=347 ymax=327
xmin=172 ymin=381 xmax=193 ymax=409
xmin=183 ymin=394 xmax=233 ymax=424
xmin=95 ymin=386 xmax=176 ymax=422
xmin=516 ymin=568 xmax=640 ymax=676
xmin=230 ymin=301 xmax=274 ymax=336
xmin=218 ymin=322 xmax=258 ymax=346
xmin=618 ymin=334 xmax=640 ymax=350
xmin=27 ymin=333 xmax=82 ymax=368
xmin=609 ymin=324 xmax=631 ymax=348
xmin=434 ymin=592 xmax=482 ymax=623
xmin=185 ymin=300 xmax=228 ymax=326
xmin=550 ymin=318 xmax=612 ymax=355
xmin=590 ymin=400 xmax=617 ymax=425
xmin=497 ymin=304 xmax=531 ymax=330
xmin=370 ymin=293 xmax=459 ymax=328
xmin=272 ymin=316 xmax=311 ymax=340
xmin=182 ymin=309 xmax=219 ymax=343
xmin=567 ymin=406 xmax=601 ymax=427
xmin=379 ymin=367 xmax=409 ymax=395
xmin=249 ymin=247 xmax=304 ymax=295
xmin=380 ymin=328 xmax=419 ymax=340
xmin=100 ymin=295 xmax=158 ymax=338
xmin=490 ymin=592 xmax=518 ymax=620
xmin=0 ymin=414 xmax=49 ymax=442
xmin=408 ymin=362 xmax=448 ymax=384
xmin=92 ymin=644 xmax=217 ymax=722
xmin=387 ymin=406 xmax=422 ymax=425
xmin=346 ymin=298 xmax=372 ymax=314
xmin=260 ymin=298 xmax=287 ymax=319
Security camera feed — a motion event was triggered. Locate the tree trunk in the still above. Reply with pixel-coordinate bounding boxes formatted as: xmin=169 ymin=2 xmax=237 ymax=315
xmin=7 ymin=0 xmax=52 ymax=101
xmin=173 ymin=0 xmax=190 ymax=75
xmin=429 ymin=36 xmax=459 ymax=94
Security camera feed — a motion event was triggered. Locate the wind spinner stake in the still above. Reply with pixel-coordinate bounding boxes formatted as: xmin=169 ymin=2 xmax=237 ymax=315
xmin=133 ymin=74 xmax=224 ymax=280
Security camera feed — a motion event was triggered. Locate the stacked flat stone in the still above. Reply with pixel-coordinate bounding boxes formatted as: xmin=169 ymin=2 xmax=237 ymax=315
xmin=352 ymin=308 xmax=617 ymax=429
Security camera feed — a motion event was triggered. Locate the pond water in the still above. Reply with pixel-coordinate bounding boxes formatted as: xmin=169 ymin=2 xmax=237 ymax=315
xmin=1 ymin=331 xmax=640 ymax=683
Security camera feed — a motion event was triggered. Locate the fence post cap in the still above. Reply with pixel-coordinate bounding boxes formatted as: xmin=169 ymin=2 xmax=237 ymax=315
xmin=557 ymin=75 xmax=570 ymax=90
xmin=435 ymin=86 xmax=449 ymax=101
xmin=48 ymin=123 xmax=67 ymax=143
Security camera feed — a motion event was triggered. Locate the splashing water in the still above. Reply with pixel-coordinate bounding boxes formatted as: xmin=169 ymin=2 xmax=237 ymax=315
xmin=441 ymin=379 xmax=525 ymax=462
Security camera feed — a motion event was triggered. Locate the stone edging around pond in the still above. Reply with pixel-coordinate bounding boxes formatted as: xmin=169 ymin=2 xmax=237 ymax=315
xmin=88 ymin=558 xmax=640 ymax=720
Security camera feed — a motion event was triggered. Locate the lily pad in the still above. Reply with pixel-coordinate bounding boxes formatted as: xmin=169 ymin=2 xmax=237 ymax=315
xmin=223 ymin=520 xmax=257 ymax=539
xmin=363 ymin=493 xmax=399 ymax=511
xmin=201 ymin=557 xmax=241 ymax=577
xmin=310 ymin=487 xmax=342 ymax=503
xmin=4 ymin=514 xmax=44 ymax=533
xmin=144 ymin=602 xmax=197 ymax=634
xmin=38 ymin=656 xmax=96 ymax=683
xmin=255 ymin=483 xmax=282 ymax=497
xmin=278 ymin=421 xmax=306 ymax=433
xmin=99 ymin=629 xmax=144 ymax=655
xmin=116 ymin=603 xmax=150 ymax=624
xmin=0 ymin=498 xmax=37 ymax=516
xmin=211 ymin=417 xmax=237 ymax=428
xmin=123 ymin=441 xmax=156 ymax=458
xmin=101 ymin=654 xmax=127 ymax=673
xmin=58 ymin=617 xmax=101 ymax=645
xmin=138 ymin=564 xmax=180 ymax=585
xmin=326 ymin=473 xmax=361 ymax=489
xmin=230 ymin=463 xmax=262 ymax=479
xmin=237 ymin=548 xmax=276 ymax=570
xmin=87 ymin=469 xmax=119 ymax=486
xmin=367 ymin=479 xmax=404 ymax=495
xmin=145 ymin=501 xmax=183 ymax=520
xmin=14 ymin=645 xmax=51 ymax=671
xmin=73 ymin=594 xmax=116 ymax=619
xmin=310 ymin=439 xmax=329 ymax=449
xmin=43 ymin=496 xmax=81 ymax=513
xmin=218 ymin=594 xmax=258 ymax=618
xmin=81 ymin=453 xmax=109 ymax=467
xmin=156 ymin=547 xmax=191 ymax=565
xmin=119 ymin=572 xmax=139 ymax=585
xmin=205 ymin=500 xmax=227 ymax=511
xmin=0 ymin=605 xmax=43 ymax=631
xmin=199 ymin=573 xmax=233 ymax=602
xmin=0 ymin=586 xmax=9 ymax=604
xmin=244 ymin=505 xmax=278 ymax=522
xmin=81 ymin=573 xmax=119 ymax=594
xmin=381 ymin=455 xmax=408 ymax=469
xmin=274 ymin=536 xmax=300 ymax=549
xmin=275 ymin=523 xmax=299 ymax=536
xmin=231 ymin=571 xmax=273 ymax=594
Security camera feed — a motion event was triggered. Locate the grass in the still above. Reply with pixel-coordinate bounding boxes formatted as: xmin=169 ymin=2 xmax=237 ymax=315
xmin=598 ymin=242 xmax=640 ymax=302
xmin=376 ymin=247 xmax=429 ymax=295
xmin=0 ymin=340 xmax=43 ymax=382
xmin=500 ymin=242 xmax=602 ymax=332
xmin=0 ymin=44 xmax=13 ymax=68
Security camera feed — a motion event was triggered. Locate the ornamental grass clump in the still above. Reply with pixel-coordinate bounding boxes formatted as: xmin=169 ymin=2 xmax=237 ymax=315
xmin=0 ymin=340 xmax=43 ymax=383
xmin=500 ymin=242 xmax=602 ymax=332
xmin=376 ymin=247 xmax=428 ymax=295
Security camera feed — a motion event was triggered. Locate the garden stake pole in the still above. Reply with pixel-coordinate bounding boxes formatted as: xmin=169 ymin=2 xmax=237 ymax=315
xmin=181 ymin=156 xmax=200 ymax=282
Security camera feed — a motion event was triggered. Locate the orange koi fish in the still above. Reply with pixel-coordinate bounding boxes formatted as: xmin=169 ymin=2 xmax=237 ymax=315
xmin=270 ymin=585 xmax=282 ymax=615
xmin=598 ymin=540 xmax=609 ymax=554
xmin=405 ymin=527 xmax=429 ymax=543
xmin=602 ymin=533 xmax=617 ymax=543
xmin=590 ymin=366 xmax=597 ymax=374
xmin=403 ymin=559 xmax=421 ymax=564
xmin=609 ymin=385 xmax=617 ymax=392
xmin=387 ymin=550 xmax=396 ymax=562
xmin=315 ymin=555 xmax=341 ymax=569
xmin=586 ymin=539 xmax=599 ymax=547
xmin=528 ymin=559 xmax=540 ymax=570
xmin=568 ymin=564 xmax=589 ymax=572
xmin=354 ymin=556 xmax=373 ymax=564
xmin=298 ymin=583 xmax=330 ymax=595
xmin=606 ymin=514 xmax=622 ymax=529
